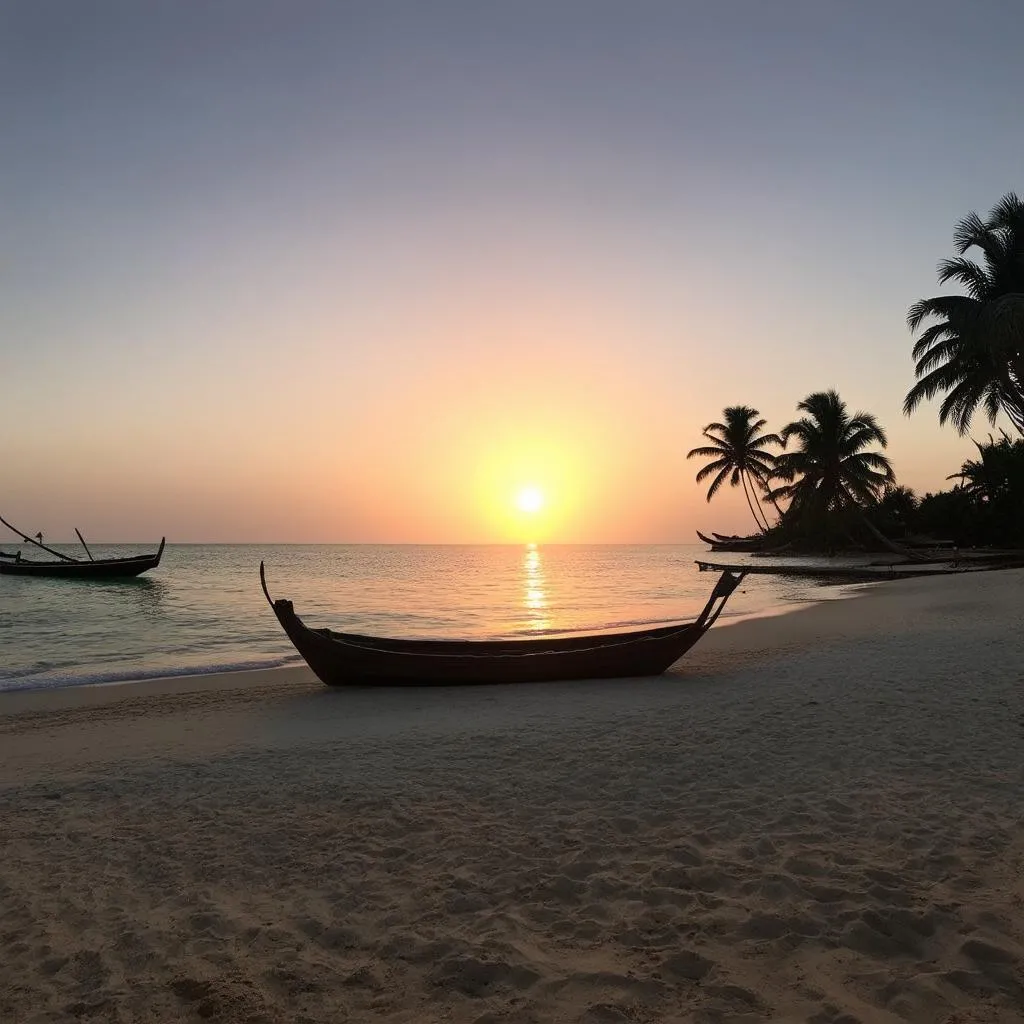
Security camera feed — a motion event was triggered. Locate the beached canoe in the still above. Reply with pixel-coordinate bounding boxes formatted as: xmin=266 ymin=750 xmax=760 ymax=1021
xmin=695 ymin=529 xmax=792 ymax=554
xmin=696 ymin=529 xmax=766 ymax=552
xmin=0 ymin=538 xmax=165 ymax=578
xmin=259 ymin=562 xmax=745 ymax=686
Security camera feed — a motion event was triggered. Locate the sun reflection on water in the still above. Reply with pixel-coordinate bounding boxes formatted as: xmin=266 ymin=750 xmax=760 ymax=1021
xmin=522 ymin=543 xmax=550 ymax=632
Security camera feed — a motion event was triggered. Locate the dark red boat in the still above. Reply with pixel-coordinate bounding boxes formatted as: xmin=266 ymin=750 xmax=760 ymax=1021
xmin=260 ymin=562 xmax=744 ymax=687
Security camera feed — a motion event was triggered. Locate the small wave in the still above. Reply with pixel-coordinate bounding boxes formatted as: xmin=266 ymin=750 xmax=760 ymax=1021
xmin=0 ymin=662 xmax=63 ymax=681
xmin=0 ymin=654 xmax=304 ymax=695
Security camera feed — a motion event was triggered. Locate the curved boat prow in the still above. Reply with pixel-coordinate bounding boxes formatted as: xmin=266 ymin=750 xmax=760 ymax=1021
xmin=260 ymin=562 xmax=299 ymax=642
xmin=694 ymin=570 xmax=746 ymax=632
xmin=259 ymin=561 xmax=276 ymax=609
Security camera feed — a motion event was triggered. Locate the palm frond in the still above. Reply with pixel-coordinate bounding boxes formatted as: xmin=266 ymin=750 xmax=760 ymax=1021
xmin=687 ymin=444 xmax=726 ymax=460
xmin=936 ymin=257 xmax=992 ymax=299
xmin=849 ymin=413 xmax=888 ymax=447
xmin=988 ymin=192 xmax=1024 ymax=227
xmin=952 ymin=210 xmax=988 ymax=255
xmin=703 ymin=466 xmax=731 ymax=501
xmin=907 ymin=294 xmax=979 ymax=334
xmin=848 ymin=451 xmax=894 ymax=473
xmin=694 ymin=458 xmax=729 ymax=483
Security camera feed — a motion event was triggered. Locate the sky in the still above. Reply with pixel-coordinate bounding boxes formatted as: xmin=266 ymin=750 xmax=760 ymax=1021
xmin=2 ymin=0 xmax=1023 ymax=542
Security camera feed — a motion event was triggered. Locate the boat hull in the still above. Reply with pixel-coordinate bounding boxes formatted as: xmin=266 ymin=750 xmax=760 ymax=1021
xmin=693 ymin=557 xmax=1023 ymax=580
xmin=696 ymin=530 xmax=769 ymax=552
xmin=260 ymin=563 xmax=744 ymax=687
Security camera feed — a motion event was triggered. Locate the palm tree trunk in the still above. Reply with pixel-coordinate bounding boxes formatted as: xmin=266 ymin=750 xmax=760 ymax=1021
xmin=751 ymin=480 xmax=777 ymax=530
xmin=858 ymin=512 xmax=931 ymax=562
xmin=741 ymin=472 xmax=768 ymax=533
xmin=751 ymin=477 xmax=773 ymax=532
xmin=753 ymin=471 xmax=785 ymax=521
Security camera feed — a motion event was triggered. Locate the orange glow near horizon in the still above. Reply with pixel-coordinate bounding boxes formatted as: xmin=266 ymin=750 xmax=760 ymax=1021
xmin=0 ymin=235 xmax=985 ymax=544
xmin=468 ymin=436 xmax=581 ymax=543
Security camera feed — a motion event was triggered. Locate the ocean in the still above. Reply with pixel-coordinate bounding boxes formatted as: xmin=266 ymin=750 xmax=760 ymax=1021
xmin=0 ymin=543 xmax=865 ymax=693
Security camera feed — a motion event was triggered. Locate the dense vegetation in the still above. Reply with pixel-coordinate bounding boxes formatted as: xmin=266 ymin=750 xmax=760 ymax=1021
xmin=688 ymin=192 xmax=1024 ymax=552
xmin=906 ymin=434 xmax=1024 ymax=547
xmin=690 ymin=409 xmax=1024 ymax=550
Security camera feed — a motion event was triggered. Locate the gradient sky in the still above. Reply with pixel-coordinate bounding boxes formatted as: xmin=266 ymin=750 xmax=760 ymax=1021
xmin=2 ymin=1 xmax=1023 ymax=542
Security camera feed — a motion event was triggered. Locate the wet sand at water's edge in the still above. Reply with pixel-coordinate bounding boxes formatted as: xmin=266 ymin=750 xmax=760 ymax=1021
xmin=1 ymin=570 xmax=1022 ymax=1022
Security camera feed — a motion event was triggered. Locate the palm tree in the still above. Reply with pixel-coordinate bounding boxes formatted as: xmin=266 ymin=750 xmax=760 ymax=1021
xmin=906 ymin=193 xmax=1024 ymax=435
xmin=771 ymin=391 xmax=895 ymax=521
xmin=944 ymin=432 xmax=1024 ymax=546
xmin=947 ymin=432 xmax=1019 ymax=502
xmin=872 ymin=484 xmax=918 ymax=536
xmin=687 ymin=406 xmax=781 ymax=532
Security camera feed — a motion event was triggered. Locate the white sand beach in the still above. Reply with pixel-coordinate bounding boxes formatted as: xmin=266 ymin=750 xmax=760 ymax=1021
xmin=1 ymin=571 xmax=1022 ymax=1023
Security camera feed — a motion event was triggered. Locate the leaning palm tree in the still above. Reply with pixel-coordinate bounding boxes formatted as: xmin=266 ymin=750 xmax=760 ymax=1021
xmin=687 ymin=406 xmax=781 ymax=532
xmin=906 ymin=192 xmax=1024 ymax=434
xmin=771 ymin=391 xmax=895 ymax=524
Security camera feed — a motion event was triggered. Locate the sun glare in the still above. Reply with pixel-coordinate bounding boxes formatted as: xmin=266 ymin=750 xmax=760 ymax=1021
xmin=516 ymin=486 xmax=544 ymax=514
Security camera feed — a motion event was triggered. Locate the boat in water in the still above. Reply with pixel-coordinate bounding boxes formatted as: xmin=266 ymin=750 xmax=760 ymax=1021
xmin=0 ymin=515 xmax=165 ymax=579
xmin=260 ymin=561 xmax=745 ymax=687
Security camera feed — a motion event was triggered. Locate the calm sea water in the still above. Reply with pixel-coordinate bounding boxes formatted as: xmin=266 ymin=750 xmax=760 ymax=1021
xmin=0 ymin=544 xmax=864 ymax=693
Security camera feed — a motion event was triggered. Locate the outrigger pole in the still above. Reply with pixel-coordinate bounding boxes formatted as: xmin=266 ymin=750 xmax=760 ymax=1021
xmin=75 ymin=528 xmax=95 ymax=561
xmin=0 ymin=514 xmax=80 ymax=562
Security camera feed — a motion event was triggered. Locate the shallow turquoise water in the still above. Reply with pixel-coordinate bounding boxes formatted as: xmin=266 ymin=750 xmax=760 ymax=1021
xmin=0 ymin=544 xmax=859 ymax=692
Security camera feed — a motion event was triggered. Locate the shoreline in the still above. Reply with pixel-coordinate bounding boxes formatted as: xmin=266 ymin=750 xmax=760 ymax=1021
xmin=0 ymin=572 xmax=864 ymax=704
xmin=0 ymin=576 xmax=875 ymax=719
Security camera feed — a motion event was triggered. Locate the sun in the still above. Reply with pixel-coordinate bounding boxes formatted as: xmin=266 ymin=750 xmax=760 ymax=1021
xmin=516 ymin=486 xmax=545 ymax=514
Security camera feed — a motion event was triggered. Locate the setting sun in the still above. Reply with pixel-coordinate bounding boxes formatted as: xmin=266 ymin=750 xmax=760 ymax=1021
xmin=516 ymin=487 xmax=545 ymax=514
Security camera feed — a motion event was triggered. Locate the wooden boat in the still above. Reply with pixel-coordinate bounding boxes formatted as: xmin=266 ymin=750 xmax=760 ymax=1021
xmin=693 ymin=558 xmax=1018 ymax=581
xmin=0 ymin=539 xmax=165 ymax=578
xmin=260 ymin=562 xmax=745 ymax=687
xmin=0 ymin=515 xmax=165 ymax=578
xmin=696 ymin=530 xmax=792 ymax=556
xmin=696 ymin=529 xmax=770 ymax=553
xmin=696 ymin=558 xmax=890 ymax=580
